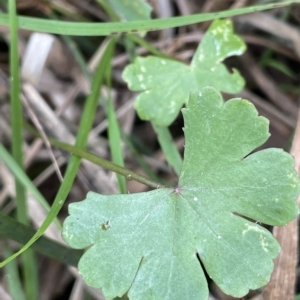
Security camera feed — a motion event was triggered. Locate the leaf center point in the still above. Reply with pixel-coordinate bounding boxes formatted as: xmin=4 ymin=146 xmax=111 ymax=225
xmin=173 ymin=185 xmax=182 ymax=195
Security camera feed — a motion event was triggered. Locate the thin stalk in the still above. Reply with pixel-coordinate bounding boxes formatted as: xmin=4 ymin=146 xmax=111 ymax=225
xmin=99 ymin=2 xmax=171 ymax=59
xmin=8 ymin=0 xmax=38 ymax=298
xmin=4 ymin=246 xmax=26 ymax=300
xmin=49 ymin=139 xmax=166 ymax=190
xmin=105 ymin=39 xmax=127 ymax=193
xmin=152 ymin=124 xmax=182 ymax=175
xmin=128 ymin=33 xmax=171 ymax=59
xmin=8 ymin=0 xmax=24 ymax=226
xmin=24 ymin=122 xmax=167 ymax=189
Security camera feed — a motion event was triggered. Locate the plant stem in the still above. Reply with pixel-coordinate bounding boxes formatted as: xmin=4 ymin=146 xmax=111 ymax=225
xmin=50 ymin=139 xmax=167 ymax=189
xmin=24 ymin=122 xmax=168 ymax=189
xmin=152 ymin=124 xmax=182 ymax=175
xmin=128 ymin=33 xmax=171 ymax=59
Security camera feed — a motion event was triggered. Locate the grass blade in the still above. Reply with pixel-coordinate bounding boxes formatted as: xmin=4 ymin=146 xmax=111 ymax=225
xmin=0 ymin=38 xmax=115 ymax=268
xmin=0 ymin=212 xmax=83 ymax=267
xmin=8 ymin=0 xmax=38 ymax=298
xmin=0 ymin=1 xmax=299 ymax=35
xmin=4 ymin=247 xmax=26 ymax=300
xmin=105 ymin=39 xmax=127 ymax=193
xmin=106 ymin=95 xmax=127 ymax=193
xmin=0 ymin=144 xmax=61 ymax=227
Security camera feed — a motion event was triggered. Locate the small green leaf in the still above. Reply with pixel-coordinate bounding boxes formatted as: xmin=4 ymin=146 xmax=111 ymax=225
xmin=107 ymin=0 xmax=152 ymax=22
xmin=63 ymin=87 xmax=299 ymax=300
xmin=123 ymin=19 xmax=246 ymax=126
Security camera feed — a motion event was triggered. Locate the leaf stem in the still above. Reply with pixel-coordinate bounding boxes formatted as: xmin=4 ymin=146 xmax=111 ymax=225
xmin=152 ymin=124 xmax=182 ymax=175
xmin=24 ymin=122 xmax=168 ymax=189
xmin=50 ymin=139 xmax=167 ymax=190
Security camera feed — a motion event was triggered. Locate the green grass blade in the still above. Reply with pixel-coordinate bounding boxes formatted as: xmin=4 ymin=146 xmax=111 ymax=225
xmin=0 ymin=144 xmax=61 ymax=227
xmin=8 ymin=0 xmax=38 ymax=298
xmin=152 ymin=124 xmax=182 ymax=175
xmin=20 ymin=250 xmax=38 ymax=300
xmin=0 ymin=1 xmax=298 ymax=35
xmin=8 ymin=0 xmax=22 ymax=191
xmin=0 ymin=212 xmax=83 ymax=267
xmin=8 ymin=0 xmax=25 ymax=223
xmin=261 ymin=58 xmax=296 ymax=78
xmin=4 ymin=247 xmax=26 ymax=300
xmin=0 ymin=38 xmax=115 ymax=268
xmin=105 ymin=39 xmax=127 ymax=193
xmin=107 ymin=96 xmax=127 ymax=193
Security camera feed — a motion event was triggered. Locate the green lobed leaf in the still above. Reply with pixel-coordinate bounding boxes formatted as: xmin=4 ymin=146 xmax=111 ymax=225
xmin=122 ymin=19 xmax=246 ymax=126
xmin=62 ymin=87 xmax=299 ymax=300
xmin=107 ymin=0 xmax=152 ymax=22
